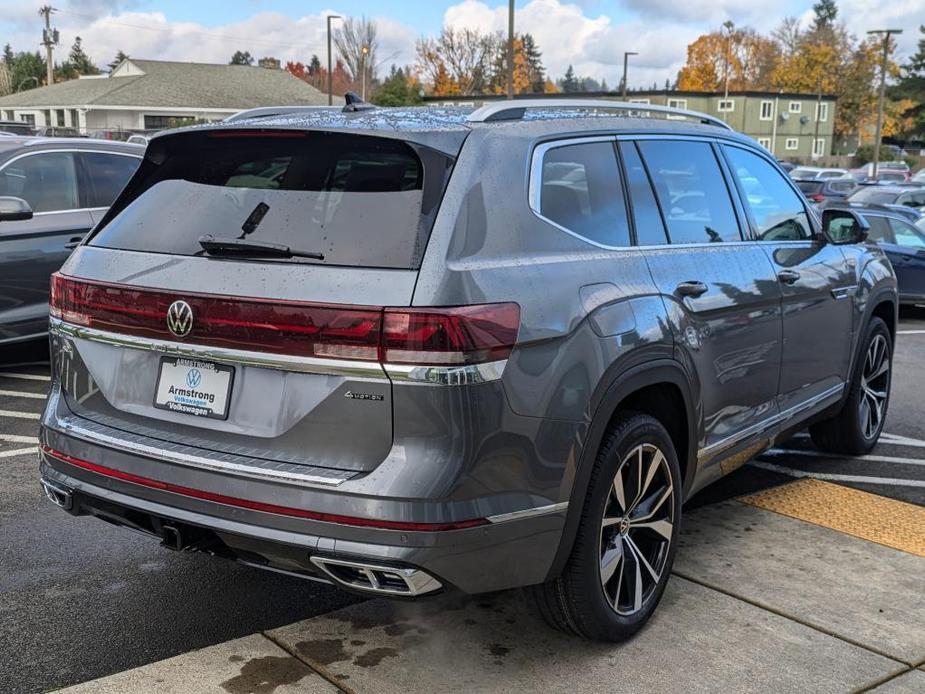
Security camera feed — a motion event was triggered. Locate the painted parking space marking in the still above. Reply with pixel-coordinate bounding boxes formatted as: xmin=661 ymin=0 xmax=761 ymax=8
xmin=0 ymin=410 xmax=41 ymax=420
xmin=740 ymin=478 xmax=925 ymax=557
xmin=0 ymin=447 xmax=35 ymax=459
xmin=0 ymin=372 xmax=50 ymax=382
xmin=0 ymin=434 xmax=38 ymax=444
xmin=0 ymin=389 xmax=45 ymax=400
xmin=897 ymin=330 xmax=925 ymax=335
xmin=763 ymin=447 xmax=925 ymax=468
xmin=750 ymin=460 xmax=925 ymax=489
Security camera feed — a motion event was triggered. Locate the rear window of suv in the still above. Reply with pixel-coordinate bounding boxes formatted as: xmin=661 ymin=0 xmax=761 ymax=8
xmin=88 ymin=130 xmax=454 ymax=269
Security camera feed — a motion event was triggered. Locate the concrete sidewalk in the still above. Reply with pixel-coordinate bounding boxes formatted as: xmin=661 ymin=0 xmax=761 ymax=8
xmin=61 ymin=483 xmax=925 ymax=694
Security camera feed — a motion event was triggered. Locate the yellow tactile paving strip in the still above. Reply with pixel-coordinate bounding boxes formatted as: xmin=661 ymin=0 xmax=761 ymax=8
xmin=739 ymin=479 xmax=925 ymax=558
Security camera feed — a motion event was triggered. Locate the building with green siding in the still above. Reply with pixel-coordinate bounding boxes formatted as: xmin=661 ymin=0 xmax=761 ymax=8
xmin=425 ymin=90 xmax=837 ymax=161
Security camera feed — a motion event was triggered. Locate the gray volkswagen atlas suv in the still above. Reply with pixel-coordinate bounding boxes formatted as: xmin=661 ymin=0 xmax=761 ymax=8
xmin=39 ymin=100 xmax=896 ymax=641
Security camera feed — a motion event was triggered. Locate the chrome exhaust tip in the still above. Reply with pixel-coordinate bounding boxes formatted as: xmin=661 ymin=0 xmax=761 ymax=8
xmin=310 ymin=556 xmax=442 ymax=596
xmin=41 ymin=478 xmax=73 ymax=511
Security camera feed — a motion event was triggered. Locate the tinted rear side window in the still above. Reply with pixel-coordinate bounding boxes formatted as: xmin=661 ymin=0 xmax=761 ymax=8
xmin=538 ymin=141 xmax=631 ymax=248
xmin=637 ymin=141 xmax=740 ymax=244
xmin=81 ymin=152 xmax=141 ymax=208
xmin=89 ymin=131 xmax=453 ymax=269
xmin=618 ymin=141 xmax=668 ymax=246
xmin=0 ymin=151 xmax=80 ymax=212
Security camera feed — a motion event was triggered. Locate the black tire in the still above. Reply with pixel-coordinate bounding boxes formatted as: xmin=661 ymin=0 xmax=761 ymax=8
xmin=527 ymin=412 xmax=682 ymax=641
xmin=810 ymin=316 xmax=892 ymax=455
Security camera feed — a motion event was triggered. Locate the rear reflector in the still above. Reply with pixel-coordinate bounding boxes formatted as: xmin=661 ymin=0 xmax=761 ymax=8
xmin=42 ymin=445 xmax=488 ymax=531
xmin=50 ymin=274 xmax=519 ymax=366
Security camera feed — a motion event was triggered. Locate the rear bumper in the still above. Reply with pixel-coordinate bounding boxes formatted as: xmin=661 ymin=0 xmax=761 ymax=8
xmin=38 ymin=434 xmax=568 ymax=596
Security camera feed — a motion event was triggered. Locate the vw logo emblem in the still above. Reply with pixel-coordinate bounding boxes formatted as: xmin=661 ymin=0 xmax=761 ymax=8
xmin=186 ymin=368 xmax=202 ymax=388
xmin=166 ymin=300 xmax=193 ymax=338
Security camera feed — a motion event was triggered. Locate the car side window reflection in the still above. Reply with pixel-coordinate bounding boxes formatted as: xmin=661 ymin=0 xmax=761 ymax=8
xmin=723 ymin=145 xmax=811 ymax=241
xmin=864 ymin=216 xmax=893 ymax=244
xmin=889 ymin=217 xmax=925 ymax=248
xmin=0 ymin=152 xmax=79 ymax=213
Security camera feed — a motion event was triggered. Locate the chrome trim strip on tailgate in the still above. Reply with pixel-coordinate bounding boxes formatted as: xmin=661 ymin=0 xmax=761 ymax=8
xmin=383 ymin=360 xmax=507 ymax=385
xmin=50 ymin=318 xmax=388 ymax=380
xmin=49 ymin=411 xmax=357 ymax=487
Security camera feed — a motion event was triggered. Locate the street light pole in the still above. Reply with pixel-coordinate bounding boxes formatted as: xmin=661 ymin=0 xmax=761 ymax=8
xmin=361 ymin=45 xmax=369 ymax=100
xmin=622 ymin=51 xmax=637 ymax=98
xmin=326 ymin=14 xmax=341 ymax=106
xmin=722 ymin=20 xmax=735 ymax=102
xmin=867 ymin=29 xmax=902 ymax=180
xmin=506 ymin=0 xmax=514 ymax=99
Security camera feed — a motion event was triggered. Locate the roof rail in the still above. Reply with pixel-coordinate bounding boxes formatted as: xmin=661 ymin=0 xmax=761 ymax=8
xmin=466 ymin=99 xmax=733 ymax=131
xmin=224 ymin=105 xmax=337 ymax=122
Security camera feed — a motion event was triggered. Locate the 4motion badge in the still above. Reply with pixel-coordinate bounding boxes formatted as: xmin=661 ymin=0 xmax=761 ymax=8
xmin=344 ymin=391 xmax=384 ymax=402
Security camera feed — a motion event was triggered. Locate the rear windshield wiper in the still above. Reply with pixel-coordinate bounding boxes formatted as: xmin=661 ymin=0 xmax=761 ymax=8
xmin=198 ymin=235 xmax=325 ymax=261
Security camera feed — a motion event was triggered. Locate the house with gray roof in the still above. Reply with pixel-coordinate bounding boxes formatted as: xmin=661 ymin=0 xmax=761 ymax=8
xmin=0 ymin=58 xmax=328 ymax=134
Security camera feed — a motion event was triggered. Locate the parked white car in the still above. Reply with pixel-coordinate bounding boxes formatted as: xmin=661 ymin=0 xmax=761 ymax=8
xmin=789 ymin=166 xmax=848 ymax=180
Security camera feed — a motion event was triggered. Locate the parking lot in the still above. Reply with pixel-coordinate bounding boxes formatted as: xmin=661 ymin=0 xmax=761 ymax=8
xmin=2 ymin=310 xmax=925 ymax=693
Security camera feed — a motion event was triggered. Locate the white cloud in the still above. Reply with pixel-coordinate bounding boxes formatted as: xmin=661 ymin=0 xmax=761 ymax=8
xmin=444 ymin=0 xmax=699 ymax=87
xmin=0 ymin=6 xmax=417 ymax=78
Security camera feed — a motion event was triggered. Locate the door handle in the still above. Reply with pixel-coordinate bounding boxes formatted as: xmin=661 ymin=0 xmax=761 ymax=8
xmin=675 ymin=280 xmax=708 ymax=298
xmin=64 ymin=235 xmax=85 ymax=250
xmin=777 ymin=269 xmax=801 ymax=285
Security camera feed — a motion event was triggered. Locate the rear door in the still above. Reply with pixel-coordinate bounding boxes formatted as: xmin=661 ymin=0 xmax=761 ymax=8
xmin=721 ymin=143 xmax=855 ymax=412
xmin=0 ymin=150 xmax=91 ymax=342
xmin=628 ymin=138 xmax=783 ymax=463
xmin=882 ymin=216 xmax=925 ymax=301
xmin=56 ymin=130 xmax=455 ymax=473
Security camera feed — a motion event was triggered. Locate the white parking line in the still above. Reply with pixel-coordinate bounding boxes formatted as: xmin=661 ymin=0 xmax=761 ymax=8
xmin=0 ymin=372 xmax=49 ymax=382
xmin=0 ymin=434 xmax=39 ymax=444
xmin=0 ymin=410 xmax=40 ymax=420
xmin=0 ymin=447 xmax=35 ymax=459
xmin=750 ymin=460 xmax=925 ymax=488
xmin=763 ymin=447 xmax=925 ymax=467
xmin=0 ymin=389 xmax=45 ymax=400
xmin=897 ymin=330 xmax=925 ymax=335
xmin=880 ymin=433 xmax=925 ymax=448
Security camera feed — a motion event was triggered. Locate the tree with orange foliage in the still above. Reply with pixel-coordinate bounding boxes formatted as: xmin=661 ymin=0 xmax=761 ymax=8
xmin=677 ymin=27 xmax=779 ymax=91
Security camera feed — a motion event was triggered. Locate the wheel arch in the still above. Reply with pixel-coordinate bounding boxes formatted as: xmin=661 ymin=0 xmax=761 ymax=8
xmin=546 ymin=359 xmax=697 ymax=580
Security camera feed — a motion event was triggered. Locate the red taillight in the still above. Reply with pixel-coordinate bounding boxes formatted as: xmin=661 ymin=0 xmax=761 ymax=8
xmin=382 ymin=304 xmax=520 ymax=365
xmin=51 ymin=274 xmax=520 ymax=366
xmin=810 ymin=194 xmax=826 ymax=202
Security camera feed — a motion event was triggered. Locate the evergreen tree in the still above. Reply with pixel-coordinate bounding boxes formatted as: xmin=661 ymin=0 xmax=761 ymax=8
xmin=372 ymin=65 xmax=422 ymax=106
xmin=108 ymin=50 xmax=129 ymax=72
xmin=308 ymin=54 xmax=322 ymax=75
xmin=3 ymin=44 xmax=13 ymax=66
xmin=229 ymin=50 xmax=254 ymax=65
xmin=811 ymin=0 xmax=838 ymax=32
xmin=664 ymin=78 xmax=671 ymax=90
xmin=10 ymin=51 xmax=46 ymax=90
xmin=893 ymin=25 xmax=925 ymax=133
xmin=600 ymin=78 xmax=608 ymax=92
xmin=68 ymin=37 xmax=99 ymax=75
xmin=522 ymin=33 xmax=545 ymax=92
xmin=558 ymin=64 xmax=579 ymax=93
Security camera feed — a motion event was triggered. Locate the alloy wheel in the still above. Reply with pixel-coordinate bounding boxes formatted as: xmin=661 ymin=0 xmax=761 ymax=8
xmin=859 ymin=333 xmax=890 ymax=440
xmin=599 ymin=443 xmax=674 ymax=616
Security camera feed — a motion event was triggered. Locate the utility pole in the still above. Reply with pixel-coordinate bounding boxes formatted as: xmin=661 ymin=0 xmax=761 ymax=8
xmin=39 ymin=5 xmax=58 ymax=87
xmin=867 ymin=29 xmax=902 ymax=180
xmin=326 ymin=14 xmax=341 ymax=106
xmin=622 ymin=52 xmax=637 ymax=98
xmin=506 ymin=0 xmax=514 ymax=99
xmin=722 ymin=20 xmax=735 ymax=102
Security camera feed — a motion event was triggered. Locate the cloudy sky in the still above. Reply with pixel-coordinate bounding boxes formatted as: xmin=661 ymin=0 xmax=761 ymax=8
xmin=1 ymin=0 xmax=922 ymax=88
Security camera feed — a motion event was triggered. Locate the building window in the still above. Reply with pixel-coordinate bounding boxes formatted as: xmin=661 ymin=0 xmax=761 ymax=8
xmin=815 ymin=102 xmax=829 ymax=122
xmin=813 ymin=138 xmax=826 ymax=158
xmin=629 ymin=98 xmax=650 ymax=104
xmin=55 ymin=109 xmax=65 ymax=127
xmin=785 ymin=138 xmax=799 ymax=151
xmin=20 ymin=113 xmax=35 ymax=125
xmin=757 ymin=137 xmax=772 ymax=150
xmin=717 ymin=99 xmax=734 ymax=112
xmin=759 ymin=100 xmax=774 ymax=121
xmin=667 ymin=98 xmax=687 ymax=119
xmin=789 ymin=101 xmax=802 ymax=113
xmin=143 ymin=114 xmax=198 ymax=130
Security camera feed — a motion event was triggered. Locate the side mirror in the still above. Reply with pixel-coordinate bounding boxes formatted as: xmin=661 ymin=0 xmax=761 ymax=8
xmin=0 ymin=196 xmax=33 ymax=222
xmin=821 ymin=208 xmax=869 ymax=245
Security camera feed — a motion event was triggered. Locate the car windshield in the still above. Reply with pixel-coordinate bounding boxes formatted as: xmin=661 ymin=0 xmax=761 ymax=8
xmin=796 ymin=181 xmax=824 ymax=194
xmin=89 ymin=131 xmax=454 ymax=269
xmin=790 ymin=168 xmax=818 ymax=179
xmin=848 ymin=188 xmax=898 ymax=205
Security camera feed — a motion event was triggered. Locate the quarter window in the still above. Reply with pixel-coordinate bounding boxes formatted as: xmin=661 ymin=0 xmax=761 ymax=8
xmin=723 ymin=145 xmax=810 ymax=241
xmin=538 ymin=141 xmax=631 ymax=248
xmin=0 ymin=152 xmax=80 ymax=213
xmin=636 ymin=140 xmax=740 ymax=244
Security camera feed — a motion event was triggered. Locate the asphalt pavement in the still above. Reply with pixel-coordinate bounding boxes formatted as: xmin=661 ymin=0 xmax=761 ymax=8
xmin=2 ymin=309 xmax=924 ymax=693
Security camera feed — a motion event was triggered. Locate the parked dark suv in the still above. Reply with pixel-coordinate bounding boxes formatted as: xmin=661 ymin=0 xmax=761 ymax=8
xmin=0 ymin=137 xmax=143 ymax=344
xmin=39 ymin=100 xmax=897 ymax=642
